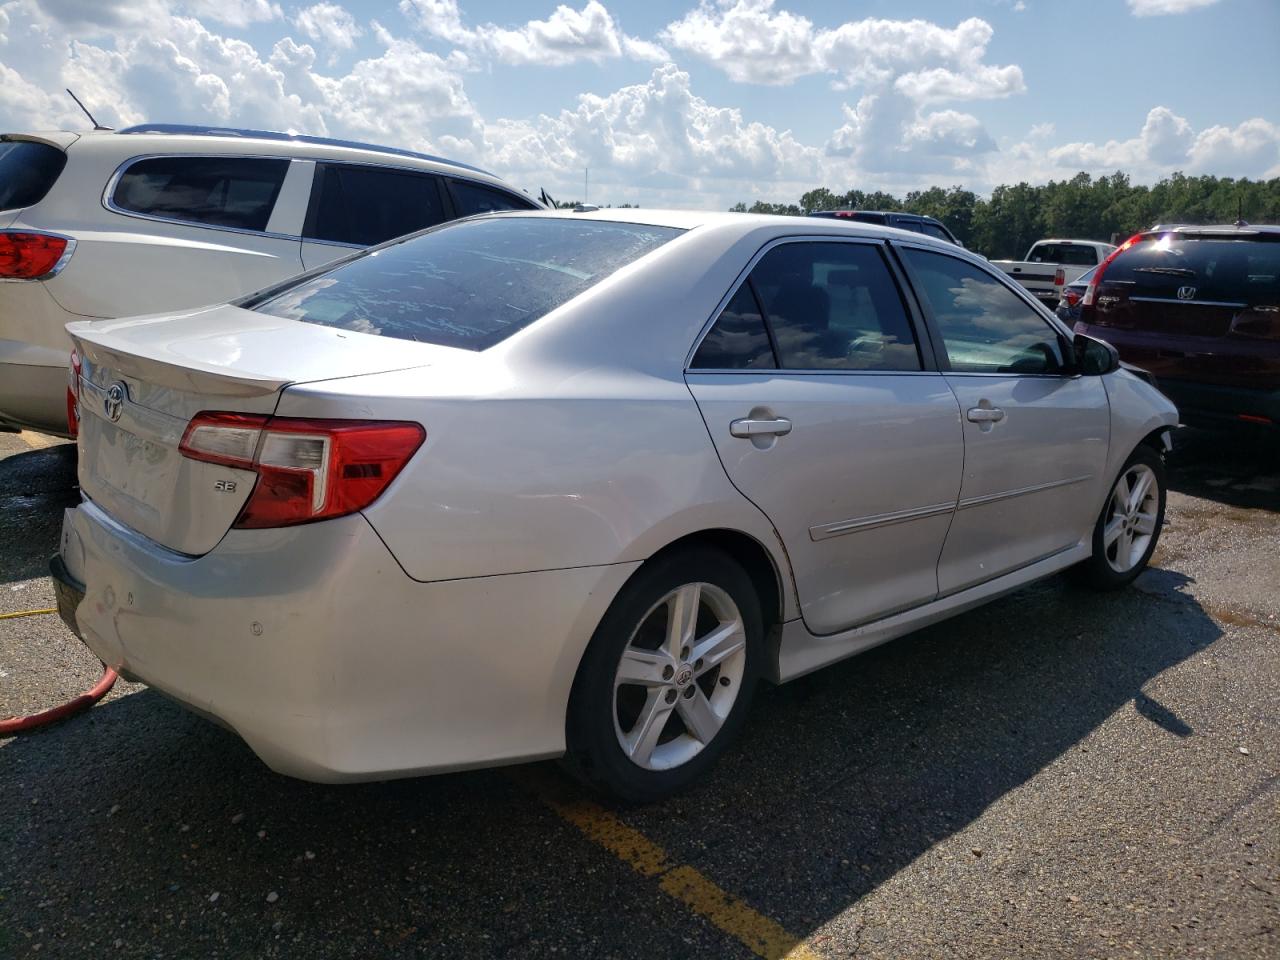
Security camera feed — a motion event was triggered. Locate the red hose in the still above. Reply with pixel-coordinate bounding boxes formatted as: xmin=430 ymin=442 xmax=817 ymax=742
xmin=0 ymin=609 xmax=119 ymax=735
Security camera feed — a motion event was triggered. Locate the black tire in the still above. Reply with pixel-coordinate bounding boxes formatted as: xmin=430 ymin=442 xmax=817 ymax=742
xmin=562 ymin=547 xmax=764 ymax=803
xmin=1074 ymin=444 xmax=1167 ymax=591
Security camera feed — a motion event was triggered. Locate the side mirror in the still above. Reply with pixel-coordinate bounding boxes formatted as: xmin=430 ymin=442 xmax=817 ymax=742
xmin=1073 ymin=333 xmax=1121 ymax=376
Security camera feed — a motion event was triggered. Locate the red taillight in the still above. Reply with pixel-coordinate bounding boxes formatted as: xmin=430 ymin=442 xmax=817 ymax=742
xmin=1054 ymin=268 xmax=1065 ymax=287
xmin=66 ymin=349 xmax=82 ymax=438
xmin=1062 ymin=289 xmax=1083 ymax=308
xmin=179 ymin=412 xmax=425 ymax=528
xmin=1081 ymin=233 xmax=1146 ymax=317
xmin=0 ymin=231 xmax=71 ymax=279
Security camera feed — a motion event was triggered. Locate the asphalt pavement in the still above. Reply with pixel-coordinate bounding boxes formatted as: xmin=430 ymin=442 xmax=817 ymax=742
xmin=1 ymin=427 xmax=1277 ymax=959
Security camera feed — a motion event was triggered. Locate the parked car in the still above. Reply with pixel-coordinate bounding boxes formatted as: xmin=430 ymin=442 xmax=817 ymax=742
xmin=1055 ymin=266 xmax=1097 ymax=326
xmin=1074 ymin=223 xmax=1280 ymax=430
xmin=0 ymin=123 xmax=540 ymax=437
xmin=993 ymin=239 xmax=1117 ymax=307
xmin=808 ymin=210 xmax=962 ymax=245
xmin=53 ymin=210 xmax=1177 ymax=801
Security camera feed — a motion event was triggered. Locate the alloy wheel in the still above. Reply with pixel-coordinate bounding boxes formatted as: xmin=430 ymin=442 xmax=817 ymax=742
xmin=612 ymin=581 xmax=748 ymax=771
xmin=1102 ymin=462 xmax=1160 ymax=573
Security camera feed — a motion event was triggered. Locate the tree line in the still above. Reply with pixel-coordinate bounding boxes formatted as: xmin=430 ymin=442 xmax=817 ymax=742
xmin=728 ymin=172 xmax=1280 ymax=260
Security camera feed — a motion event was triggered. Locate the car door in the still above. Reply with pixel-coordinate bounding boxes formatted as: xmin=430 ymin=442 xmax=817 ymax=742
xmin=896 ymin=244 xmax=1110 ymax=594
xmin=685 ymin=237 xmax=964 ymax=635
xmin=300 ymin=162 xmax=451 ymax=270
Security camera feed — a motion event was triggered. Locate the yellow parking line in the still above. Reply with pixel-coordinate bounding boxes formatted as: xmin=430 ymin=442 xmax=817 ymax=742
xmin=0 ymin=608 xmax=57 ymax=620
xmin=521 ymin=768 xmax=823 ymax=960
xmin=18 ymin=430 xmax=60 ymax=450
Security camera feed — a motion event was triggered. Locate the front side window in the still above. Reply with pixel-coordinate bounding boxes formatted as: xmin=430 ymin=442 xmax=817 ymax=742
xmin=903 ymin=248 xmax=1066 ymax=374
xmin=449 ymin=179 xmax=536 ymax=217
xmin=111 ymin=156 xmax=289 ymax=231
xmin=305 ymin=164 xmax=447 ymax=247
xmin=690 ymin=285 xmax=776 ymax=370
xmin=250 ymin=217 xmax=682 ymax=350
xmin=749 ymin=242 xmax=921 ymax=371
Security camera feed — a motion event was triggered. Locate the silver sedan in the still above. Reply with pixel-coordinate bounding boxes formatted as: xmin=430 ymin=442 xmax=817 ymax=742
xmin=55 ymin=209 xmax=1177 ymax=801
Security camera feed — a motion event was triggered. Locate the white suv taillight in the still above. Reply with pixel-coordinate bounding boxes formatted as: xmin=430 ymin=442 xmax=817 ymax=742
xmin=179 ymin=412 xmax=425 ymax=528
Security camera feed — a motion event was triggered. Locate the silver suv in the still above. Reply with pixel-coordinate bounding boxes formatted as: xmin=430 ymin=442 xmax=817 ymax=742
xmin=0 ymin=123 xmax=539 ymax=436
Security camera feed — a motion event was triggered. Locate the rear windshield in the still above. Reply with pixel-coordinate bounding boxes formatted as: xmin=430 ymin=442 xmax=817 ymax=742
xmin=249 ymin=217 xmax=684 ymax=350
xmin=1105 ymin=235 xmax=1280 ymax=302
xmin=0 ymin=140 xmax=67 ymax=210
xmin=1029 ymin=243 xmax=1099 ymax=266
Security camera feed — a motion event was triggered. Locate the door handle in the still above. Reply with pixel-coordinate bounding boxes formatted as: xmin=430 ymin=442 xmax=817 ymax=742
xmin=730 ymin=417 xmax=793 ymax=438
xmin=966 ymin=406 xmax=1006 ymax=423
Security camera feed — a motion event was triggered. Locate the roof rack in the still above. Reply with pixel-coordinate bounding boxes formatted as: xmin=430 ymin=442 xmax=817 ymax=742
xmin=115 ymin=123 xmax=495 ymax=177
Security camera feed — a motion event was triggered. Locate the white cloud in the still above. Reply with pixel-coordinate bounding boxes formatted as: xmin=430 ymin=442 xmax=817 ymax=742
xmin=181 ymin=0 xmax=282 ymax=27
xmin=293 ymin=2 xmax=363 ymax=51
xmin=1128 ymin=0 xmax=1222 ymax=15
xmin=662 ymin=3 xmax=1024 ymax=102
xmin=1024 ymin=106 xmax=1280 ymax=182
xmin=398 ymin=0 xmax=666 ymax=66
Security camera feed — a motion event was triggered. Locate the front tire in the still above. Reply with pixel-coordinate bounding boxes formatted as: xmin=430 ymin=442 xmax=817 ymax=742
xmin=1076 ymin=444 xmax=1167 ymax=590
xmin=563 ymin=548 xmax=764 ymax=803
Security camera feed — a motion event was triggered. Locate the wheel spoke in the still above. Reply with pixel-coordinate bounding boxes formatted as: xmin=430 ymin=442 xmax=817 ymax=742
xmin=1118 ymin=528 xmax=1134 ymax=565
xmin=691 ymin=620 xmax=745 ymax=676
xmin=1127 ymin=470 xmax=1153 ymax=513
xmin=1133 ymin=511 xmax=1157 ymax=536
xmin=676 ymin=688 xmax=722 ymax=745
xmin=616 ymin=647 xmax=673 ymax=687
xmin=1103 ymin=516 xmax=1126 ymax=548
xmin=665 ymin=583 xmax=702 ymax=659
xmin=626 ymin=690 xmax=675 ymax=766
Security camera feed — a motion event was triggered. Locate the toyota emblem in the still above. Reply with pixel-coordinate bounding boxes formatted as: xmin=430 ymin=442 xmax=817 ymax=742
xmin=103 ymin=383 xmax=125 ymax=422
xmin=1176 ymin=285 xmax=1197 ymax=300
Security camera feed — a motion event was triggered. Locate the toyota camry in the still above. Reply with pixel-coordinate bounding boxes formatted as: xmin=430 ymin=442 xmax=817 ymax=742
xmin=54 ymin=209 xmax=1178 ymax=801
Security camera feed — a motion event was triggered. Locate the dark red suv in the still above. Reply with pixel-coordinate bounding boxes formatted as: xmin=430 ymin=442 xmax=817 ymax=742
xmin=1073 ymin=224 xmax=1280 ymax=430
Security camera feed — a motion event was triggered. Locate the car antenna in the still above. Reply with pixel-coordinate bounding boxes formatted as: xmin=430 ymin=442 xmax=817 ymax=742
xmin=66 ymin=88 xmax=112 ymax=131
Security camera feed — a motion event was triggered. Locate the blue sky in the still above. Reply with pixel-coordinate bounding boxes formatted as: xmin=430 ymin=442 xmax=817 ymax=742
xmin=1 ymin=0 xmax=1277 ymax=206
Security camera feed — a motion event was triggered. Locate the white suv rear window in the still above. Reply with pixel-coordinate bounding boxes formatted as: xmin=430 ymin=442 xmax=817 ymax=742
xmin=111 ymin=156 xmax=289 ymax=232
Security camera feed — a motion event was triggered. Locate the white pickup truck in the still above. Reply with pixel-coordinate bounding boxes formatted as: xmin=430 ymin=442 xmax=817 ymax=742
xmin=991 ymin=239 xmax=1116 ymax=307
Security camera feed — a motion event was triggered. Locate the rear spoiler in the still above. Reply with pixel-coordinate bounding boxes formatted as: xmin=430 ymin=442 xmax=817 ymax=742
xmin=1 ymin=131 xmax=81 ymax=151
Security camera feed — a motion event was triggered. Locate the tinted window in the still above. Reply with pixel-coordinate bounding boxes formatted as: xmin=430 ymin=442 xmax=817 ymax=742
xmin=112 ymin=156 xmax=288 ymax=231
xmin=0 ymin=141 xmax=66 ymax=210
xmin=847 ymin=212 xmax=888 ymax=225
xmin=251 ymin=217 xmax=682 ymax=350
xmin=306 ymin=164 xmax=446 ymax=246
xmin=893 ymin=217 xmax=924 ymax=233
xmin=750 ymin=242 xmax=921 ymax=371
xmin=921 ymin=222 xmax=953 ymax=243
xmin=1105 ymin=236 xmax=1280 ymax=301
xmin=691 ymin=285 xmax=776 ymax=370
xmin=1029 ymin=243 xmax=1099 ymax=266
xmin=903 ymin=249 xmax=1065 ymax=374
xmin=450 ymin=179 xmax=535 ymax=216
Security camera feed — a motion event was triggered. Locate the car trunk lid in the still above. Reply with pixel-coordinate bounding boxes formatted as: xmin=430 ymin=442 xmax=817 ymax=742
xmin=68 ymin=305 xmax=434 ymax=555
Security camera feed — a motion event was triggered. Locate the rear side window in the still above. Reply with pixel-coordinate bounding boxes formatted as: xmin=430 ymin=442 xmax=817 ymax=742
xmin=892 ymin=217 xmax=924 ymax=233
xmin=0 ymin=140 xmax=67 ymax=210
xmin=250 ymin=217 xmax=682 ymax=350
xmin=750 ymin=242 xmax=921 ymax=371
xmin=921 ymin=222 xmax=953 ymax=243
xmin=691 ymin=285 xmax=776 ymax=370
xmin=449 ymin=179 xmax=535 ymax=217
xmin=1029 ymin=243 xmax=1098 ymax=266
xmin=1105 ymin=236 xmax=1280 ymax=302
xmin=305 ymin=164 xmax=447 ymax=247
xmin=111 ymin=156 xmax=288 ymax=231
xmin=903 ymin=248 xmax=1066 ymax=374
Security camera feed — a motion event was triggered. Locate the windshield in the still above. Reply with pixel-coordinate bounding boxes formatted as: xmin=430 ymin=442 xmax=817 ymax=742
xmin=249 ymin=217 xmax=683 ymax=350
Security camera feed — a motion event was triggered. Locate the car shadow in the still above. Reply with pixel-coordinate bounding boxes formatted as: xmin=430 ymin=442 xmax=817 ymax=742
xmin=0 ymin=567 xmax=1219 ymax=958
xmin=0 ymin=442 xmax=78 ymax=585
xmin=1165 ymin=425 xmax=1280 ymax=512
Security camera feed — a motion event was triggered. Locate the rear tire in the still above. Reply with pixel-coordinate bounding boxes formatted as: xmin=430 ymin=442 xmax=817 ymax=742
xmin=563 ymin=547 xmax=763 ymax=803
xmin=1074 ymin=444 xmax=1166 ymax=591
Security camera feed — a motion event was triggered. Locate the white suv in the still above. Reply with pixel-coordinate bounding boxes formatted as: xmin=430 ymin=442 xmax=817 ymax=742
xmin=0 ymin=124 xmax=540 ymax=436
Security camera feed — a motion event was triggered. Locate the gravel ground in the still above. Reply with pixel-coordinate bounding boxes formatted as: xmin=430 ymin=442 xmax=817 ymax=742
xmin=0 ymin=427 xmax=1277 ymax=959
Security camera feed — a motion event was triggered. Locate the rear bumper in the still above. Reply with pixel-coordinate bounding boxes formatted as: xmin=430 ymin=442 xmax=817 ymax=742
xmin=1157 ymin=379 xmax=1279 ymax=428
xmin=57 ymin=499 xmax=638 ymax=782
